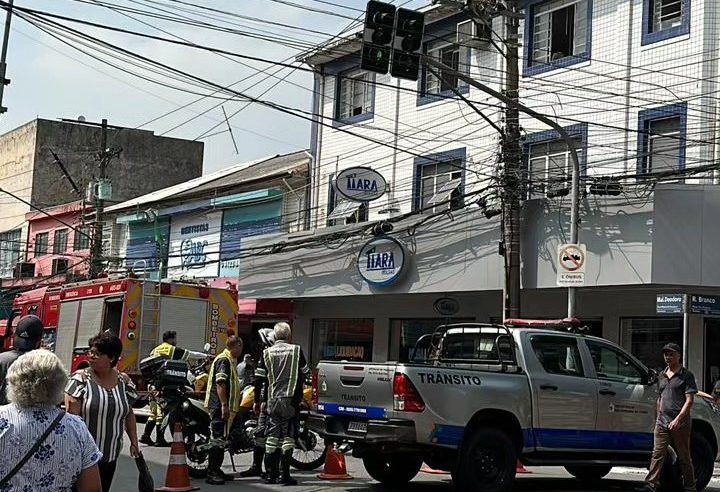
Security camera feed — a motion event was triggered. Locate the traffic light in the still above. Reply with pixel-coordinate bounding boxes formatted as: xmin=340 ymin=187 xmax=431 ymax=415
xmin=390 ymin=8 xmax=425 ymax=81
xmin=361 ymin=1 xmax=396 ymax=74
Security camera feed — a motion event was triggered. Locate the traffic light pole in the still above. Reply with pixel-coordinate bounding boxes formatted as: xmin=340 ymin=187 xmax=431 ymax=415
xmin=422 ymin=55 xmax=581 ymax=318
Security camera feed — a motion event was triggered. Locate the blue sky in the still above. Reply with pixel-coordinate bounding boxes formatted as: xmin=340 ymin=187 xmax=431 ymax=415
xmin=1 ymin=0 xmax=421 ymax=172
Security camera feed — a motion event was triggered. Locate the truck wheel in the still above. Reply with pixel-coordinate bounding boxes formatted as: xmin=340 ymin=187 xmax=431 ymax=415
xmin=363 ymin=454 xmax=423 ymax=486
xmin=452 ymin=427 xmax=516 ymax=492
xmin=659 ymin=431 xmax=714 ymax=492
xmin=565 ymin=465 xmax=612 ymax=482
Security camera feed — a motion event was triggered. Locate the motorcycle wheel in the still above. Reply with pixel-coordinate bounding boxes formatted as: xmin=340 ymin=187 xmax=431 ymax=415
xmin=185 ymin=431 xmax=210 ymax=478
xmin=290 ymin=428 xmax=328 ymax=471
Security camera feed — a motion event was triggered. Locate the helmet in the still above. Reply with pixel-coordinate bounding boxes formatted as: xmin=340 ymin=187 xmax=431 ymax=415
xmin=258 ymin=328 xmax=276 ymax=348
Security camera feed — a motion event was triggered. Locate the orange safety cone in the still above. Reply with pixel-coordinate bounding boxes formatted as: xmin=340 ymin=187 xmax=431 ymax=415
xmin=317 ymin=444 xmax=353 ymax=480
xmin=156 ymin=423 xmax=200 ymax=492
xmin=516 ymin=460 xmax=532 ymax=474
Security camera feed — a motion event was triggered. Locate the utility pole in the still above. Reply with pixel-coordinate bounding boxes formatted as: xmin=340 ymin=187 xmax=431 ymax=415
xmin=0 ymin=0 xmax=14 ymax=113
xmin=90 ymin=119 xmax=108 ymax=278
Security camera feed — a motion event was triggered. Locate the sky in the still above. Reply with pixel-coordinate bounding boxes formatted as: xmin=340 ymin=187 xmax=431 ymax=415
xmin=0 ymin=0 xmax=422 ymax=173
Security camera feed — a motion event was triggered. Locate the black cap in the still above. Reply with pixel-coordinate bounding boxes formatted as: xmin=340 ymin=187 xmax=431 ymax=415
xmin=662 ymin=342 xmax=682 ymax=354
xmin=13 ymin=315 xmax=44 ymax=351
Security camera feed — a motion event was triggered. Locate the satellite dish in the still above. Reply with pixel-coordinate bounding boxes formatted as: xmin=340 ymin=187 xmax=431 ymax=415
xmin=78 ymin=115 xmax=86 ymax=122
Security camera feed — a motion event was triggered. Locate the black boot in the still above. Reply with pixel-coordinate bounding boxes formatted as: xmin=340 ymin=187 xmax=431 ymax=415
xmin=154 ymin=426 xmax=171 ymax=447
xmin=281 ymin=449 xmax=298 ymax=486
xmin=239 ymin=447 xmax=265 ymax=477
xmin=263 ymin=450 xmax=281 ymax=484
xmin=139 ymin=421 xmax=155 ymax=446
xmin=205 ymin=449 xmax=226 ymax=486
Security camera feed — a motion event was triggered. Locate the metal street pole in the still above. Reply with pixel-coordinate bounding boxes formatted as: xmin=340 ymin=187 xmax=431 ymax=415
xmin=90 ymin=119 xmax=108 ymax=278
xmin=422 ymin=56 xmax=581 ymax=318
xmin=0 ymin=0 xmax=14 ymax=114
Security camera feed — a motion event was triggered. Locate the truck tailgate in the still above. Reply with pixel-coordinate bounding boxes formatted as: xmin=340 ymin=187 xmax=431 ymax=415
xmin=316 ymin=362 xmax=395 ymax=420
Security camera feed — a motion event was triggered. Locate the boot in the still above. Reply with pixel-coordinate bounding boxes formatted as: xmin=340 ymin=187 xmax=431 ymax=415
xmin=239 ymin=447 xmax=265 ymax=477
xmin=139 ymin=421 xmax=155 ymax=446
xmin=280 ymin=449 xmax=298 ymax=486
xmin=154 ymin=426 xmax=171 ymax=447
xmin=205 ymin=448 xmax=226 ymax=486
xmin=263 ymin=449 xmax=281 ymax=484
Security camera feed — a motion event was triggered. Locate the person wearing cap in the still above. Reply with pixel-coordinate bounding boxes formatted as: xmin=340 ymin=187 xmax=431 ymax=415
xmin=0 ymin=314 xmax=44 ymax=405
xmin=644 ymin=342 xmax=698 ymax=492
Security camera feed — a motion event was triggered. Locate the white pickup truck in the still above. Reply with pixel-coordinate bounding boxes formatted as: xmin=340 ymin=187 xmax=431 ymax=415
xmin=309 ymin=322 xmax=720 ymax=492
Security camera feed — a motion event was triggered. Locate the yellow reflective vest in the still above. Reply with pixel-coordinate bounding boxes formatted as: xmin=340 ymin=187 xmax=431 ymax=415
xmin=204 ymin=348 xmax=240 ymax=412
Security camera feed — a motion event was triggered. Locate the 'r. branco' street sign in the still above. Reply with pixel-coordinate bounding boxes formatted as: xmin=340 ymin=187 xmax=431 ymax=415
xmin=557 ymin=243 xmax=586 ymax=287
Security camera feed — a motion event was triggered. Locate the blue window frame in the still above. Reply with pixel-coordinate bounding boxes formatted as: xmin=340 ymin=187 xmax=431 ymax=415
xmin=523 ymin=0 xmax=593 ymax=77
xmin=334 ymin=70 xmax=375 ymax=125
xmin=641 ymin=0 xmax=690 ymax=45
xmin=412 ymin=148 xmax=467 ymax=212
xmin=637 ymin=103 xmax=687 ymax=176
xmin=524 ymin=123 xmax=588 ymax=198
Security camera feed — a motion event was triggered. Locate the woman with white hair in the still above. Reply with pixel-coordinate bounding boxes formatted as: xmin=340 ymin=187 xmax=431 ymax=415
xmin=0 ymin=350 xmax=102 ymax=491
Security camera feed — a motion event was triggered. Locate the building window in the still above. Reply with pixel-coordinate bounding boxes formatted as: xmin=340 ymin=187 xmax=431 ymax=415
xmin=524 ymin=123 xmax=587 ymax=199
xmin=413 ymin=149 xmax=466 ymax=213
xmin=637 ymin=103 xmax=686 ymax=176
xmin=418 ymin=36 xmax=468 ymax=105
xmin=620 ymin=317 xmax=682 ymax=371
xmin=0 ymin=229 xmax=22 ymax=278
xmin=642 ymin=0 xmax=689 ymax=45
xmin=326 ymin=175 xmax=368 ymax=226
xmin=34 ymin=232 xmax=49 ymax=257
xmin=310 ymin=319 xmax=374 ymax=366
xmin=74 ymin=225 xmax=91 ymax=251
xmin=53 ymin=229 xmax=69 ymax=254
xmin=525 ymin=0 xmax=591 ymax=76
xmin=335 ymin=71 xmax=373 ymax=124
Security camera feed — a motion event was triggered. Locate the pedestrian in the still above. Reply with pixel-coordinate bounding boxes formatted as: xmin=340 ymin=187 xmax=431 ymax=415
xmin=238 ymin=353 xmax=255 ymax=389
xmin=256 ymin=322 xmax=310 ymax=485
xmin=644 ymin=342 xmax=697 ymax=492
xmin=204 ymin=336 xmax=244 ymax=485
xmin=141 ymin=330 xmax=209 ymax=447
xmin=64 ymin=332 xmax=141 ymax=492
xmin=0 ymin=315 xmax=44 ymax=405
xmin=0 ymin=349 xmax=102 ymax=491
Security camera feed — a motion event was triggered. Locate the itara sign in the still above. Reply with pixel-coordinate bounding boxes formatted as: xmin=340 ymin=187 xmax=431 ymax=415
xmin=336 ymin=167 xmax=387 ymax=202
xmin=358 ymin=236 xmax=406 ymax=286
xmin=557 ymin=243 xmax=587 ymax=287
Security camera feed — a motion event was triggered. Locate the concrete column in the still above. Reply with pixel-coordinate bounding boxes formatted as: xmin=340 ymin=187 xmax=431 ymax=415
xmin=373 ymin=318 xmax=390 ymax=362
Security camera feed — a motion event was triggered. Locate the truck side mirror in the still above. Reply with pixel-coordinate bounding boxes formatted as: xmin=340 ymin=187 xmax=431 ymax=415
xmin=646 ymin=368 xmax=658 ymax=386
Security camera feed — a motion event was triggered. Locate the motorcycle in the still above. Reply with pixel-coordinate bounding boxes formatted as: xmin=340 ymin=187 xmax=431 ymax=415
xmin=139 ymin=355 xmax=327 ymax=478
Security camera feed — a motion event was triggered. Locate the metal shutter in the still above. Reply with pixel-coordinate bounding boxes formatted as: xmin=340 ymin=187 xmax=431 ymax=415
xmin=56 ymin=300 xmax=81 ymax=369
xmin=158 ymin=297 xmax=208 ymax=353
xmin=76 ymin=298 xmax=104 ymax=349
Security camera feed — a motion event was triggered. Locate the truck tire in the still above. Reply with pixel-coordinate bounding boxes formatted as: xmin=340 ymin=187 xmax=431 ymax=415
xmin=362 ymin=454 xmax=423 ymax=486
xmin=565 ymin=465 xmax=612 ymax=482
xmin=659 ymin=431 xmax=714 ymax=492
xmin=452 ymin=427 xmax=516 ymax=492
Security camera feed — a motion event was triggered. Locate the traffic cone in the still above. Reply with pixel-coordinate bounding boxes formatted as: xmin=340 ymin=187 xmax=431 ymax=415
xmin=155 ymin=423 xmax=200 ymax=492
xmin=516 ymin=460 xmax=532 ymax=474
xmin=317 ymin=444 xmax=353 ymax=480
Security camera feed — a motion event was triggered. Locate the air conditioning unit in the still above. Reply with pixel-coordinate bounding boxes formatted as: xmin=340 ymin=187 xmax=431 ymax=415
xmin=13 ymin=262 xmax=35 ymax=278
xmin=52 ymin=258 xmax=69 ymax=276
xmin=457 ymin=19 xmax=492 ymax=47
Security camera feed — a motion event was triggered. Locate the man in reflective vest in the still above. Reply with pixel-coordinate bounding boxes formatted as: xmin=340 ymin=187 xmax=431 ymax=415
xmin=204 ymin=336 xmax=244 ymax=485
xmin=140 ymin=330 xmax=208 ymax=446
xmin=256 ymin=322 xmax=309 ymax=485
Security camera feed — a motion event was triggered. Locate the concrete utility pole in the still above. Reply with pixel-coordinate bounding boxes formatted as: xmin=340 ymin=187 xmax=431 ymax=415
xmin=0 ymin=0 xmax=14 ymax=114
xmin=89 ymin=119 xmax=109 ymax=278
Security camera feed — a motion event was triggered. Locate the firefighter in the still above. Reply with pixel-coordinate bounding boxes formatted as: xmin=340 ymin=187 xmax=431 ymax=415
xmin=140 ymin=330 xmax=208 ymax=446
xmin=204 ymin=336 xmax=244 ymax=485
xmin=255 ymin=322 xmax=309 ymax=485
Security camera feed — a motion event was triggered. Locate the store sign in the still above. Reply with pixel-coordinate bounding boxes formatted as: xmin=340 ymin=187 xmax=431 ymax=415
xmin=434 ymin=297 xmax=460 ymax=316
xmin=690 ymin=295 xmax=720 ymax=315
xmin=168 ymin=212 xmax=221 ymax=278
xmin=656 ymin=294 xmax=686 ymax=314
xmin=336 ymin=167 xmax=387 ymax=202
xmin=358 ymin=236 xmax=406 ymax=286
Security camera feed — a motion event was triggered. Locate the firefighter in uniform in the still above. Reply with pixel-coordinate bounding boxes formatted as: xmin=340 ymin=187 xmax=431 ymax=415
xmin=239 ymin=328 xmax=276 ymax=478
xmin=140 ymin=330 xmax=209 ymax=446
xmin=204 ymin=336 xmax=244 ymax=485
xmin=255 ymin=322 xmax=309 ymax=485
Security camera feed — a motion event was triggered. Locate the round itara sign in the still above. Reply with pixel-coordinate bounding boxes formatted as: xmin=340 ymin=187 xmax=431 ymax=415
xmin=336 ymin=167 xmax=387 ymax=202
xmin=358 ymin=236 xmax=406 ymax=286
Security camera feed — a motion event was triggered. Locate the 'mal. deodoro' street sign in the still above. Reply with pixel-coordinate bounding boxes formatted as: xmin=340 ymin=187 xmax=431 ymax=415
xmin=656 ymin=294 xmax=686 ymax=314
xmin=655 ymin=294 xmax=720 ymax=315
xmin=336 ymin=167 xmax=387 ymax=202
xmin=358 ymin=236 xmax=405 ymax=286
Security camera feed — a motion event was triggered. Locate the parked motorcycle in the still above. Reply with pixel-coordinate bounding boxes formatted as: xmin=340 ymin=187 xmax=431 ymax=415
xmin=139 ymin=354 xmax=327 ymax=478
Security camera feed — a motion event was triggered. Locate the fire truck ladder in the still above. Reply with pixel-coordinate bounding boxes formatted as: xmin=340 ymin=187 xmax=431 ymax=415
xmin=139 ymin=282 xmax=162 ymax=358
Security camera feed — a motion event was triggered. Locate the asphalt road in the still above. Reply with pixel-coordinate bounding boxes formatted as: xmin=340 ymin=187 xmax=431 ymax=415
xmin=110 ymin=424 xmax=720 ymax=491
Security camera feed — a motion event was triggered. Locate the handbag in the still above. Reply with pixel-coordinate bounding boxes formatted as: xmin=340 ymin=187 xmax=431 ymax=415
xmin=0 ymin=410 xmax=66 ymax=486
xmin=135 ymin=453 xmax=155 ymax=492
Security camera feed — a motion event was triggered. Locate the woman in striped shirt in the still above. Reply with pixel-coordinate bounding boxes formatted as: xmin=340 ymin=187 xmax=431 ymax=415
xmin=65 ymin=333 xmax=140 ymax=492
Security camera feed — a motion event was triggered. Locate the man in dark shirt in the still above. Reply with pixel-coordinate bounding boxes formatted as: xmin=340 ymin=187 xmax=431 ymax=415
xmin=0 ymin=315 xmax=43 ymax=404
xmin=644 ymin=342 xmax=697 ymax=492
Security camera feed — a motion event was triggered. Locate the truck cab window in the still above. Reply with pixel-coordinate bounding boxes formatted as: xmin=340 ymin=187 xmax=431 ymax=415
xmin=530 ymin=335 xmax=584 ymax=377
xmin=103 ymin=298 xmax=124 ymax=336
xmin=586 ymin=341 xmax=643 ymax=384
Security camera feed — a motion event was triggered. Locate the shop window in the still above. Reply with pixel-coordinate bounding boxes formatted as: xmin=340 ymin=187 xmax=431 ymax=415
xmin=311 ymin=319 xmax=374 ymax=365
xmin=390 ymin=318 xmax=474 ymax=363
xmin=530 ymin=335 xmax=584 ymax=376
xmin=620 ymin=317 xmax=682 ymax=371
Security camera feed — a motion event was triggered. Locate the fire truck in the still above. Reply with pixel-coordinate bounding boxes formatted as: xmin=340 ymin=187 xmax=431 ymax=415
xmin=1 ymin=276 xmax=238 ymax=388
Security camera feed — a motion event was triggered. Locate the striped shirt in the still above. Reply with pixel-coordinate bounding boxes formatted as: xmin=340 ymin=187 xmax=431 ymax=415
xmin=65 ymin=369 xmax=138 ymax=462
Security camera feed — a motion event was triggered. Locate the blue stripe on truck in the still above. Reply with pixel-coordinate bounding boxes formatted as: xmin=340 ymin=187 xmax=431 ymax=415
xmin=317 ymin=403 xmax=386 ymax=419
xmin=524 ymin=428 xmax=654 ymax=451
